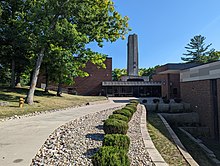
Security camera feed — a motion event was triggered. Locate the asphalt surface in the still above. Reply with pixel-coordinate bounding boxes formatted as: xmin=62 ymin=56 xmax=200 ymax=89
xmin=0 ymin=98 xmax=131 ymax=166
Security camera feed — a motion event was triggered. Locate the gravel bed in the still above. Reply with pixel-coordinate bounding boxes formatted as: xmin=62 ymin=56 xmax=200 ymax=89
xmin=31 ymin=104 xmax=154 ymax=166
xmin=128 ymin=105 xmax=154 ymax=166
xmin=31 ymin=107 xmax=120 ymax=166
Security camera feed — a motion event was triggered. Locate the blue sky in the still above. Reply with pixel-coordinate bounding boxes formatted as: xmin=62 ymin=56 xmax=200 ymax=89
xmin=89 ymin=0 xmax=220 ymax=69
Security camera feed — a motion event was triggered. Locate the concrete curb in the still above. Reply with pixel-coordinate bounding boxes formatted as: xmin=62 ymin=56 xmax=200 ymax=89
xmin=158 ymin=114 xmax=199 ymax=166
xmin=179 ymin=127 xmax=220 ymax=166
xmin=88 ymin=98 xmax=109 ymax=105
xmin=140 ymin=105 xmax=168 ymax=166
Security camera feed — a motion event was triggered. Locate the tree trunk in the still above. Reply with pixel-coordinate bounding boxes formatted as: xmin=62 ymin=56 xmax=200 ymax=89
xmin=15 ymin=72 xmax=21 ymax=87
xmin=26 ymin=48 xmax=45 ymax=105
xmin=45 ymin=65 xmax=49 ymax=93
xmin=57 ymin=82 xmax=63 ymax=97
xmin=11 ymin=59 xmax=15 ymax=88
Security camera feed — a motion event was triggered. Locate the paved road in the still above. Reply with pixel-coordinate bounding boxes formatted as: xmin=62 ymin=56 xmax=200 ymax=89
xmin=0 ymin=98 xmax=131 ymax=166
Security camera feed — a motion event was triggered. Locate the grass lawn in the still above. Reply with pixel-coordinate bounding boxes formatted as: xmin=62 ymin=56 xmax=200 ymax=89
xmin=147 ymin=111 xmax=189 ymax=166
xmin=0 ymin=86 xmax=106 ymax=119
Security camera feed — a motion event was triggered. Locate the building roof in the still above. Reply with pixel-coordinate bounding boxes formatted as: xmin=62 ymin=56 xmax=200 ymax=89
xmin=102 ymin=81 xmax=161 ymax=86
xmin=180 ymin=60 xmax=220 ymax=82
xmin=155 ymin=63 xmax=201 ymax=74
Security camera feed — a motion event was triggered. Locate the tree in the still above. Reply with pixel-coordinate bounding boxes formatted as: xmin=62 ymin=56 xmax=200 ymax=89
xmin=0 ymin=0 xmax=33 ymax=87
xmin=182 ymin=35 xmax=212 ymax=63
xmin=45 ymin=45 xmax=107 ymax=96
xmin=139 ymin=65 xmax=160 ymax=79
xmin=112 ymin=68 xmax=127 ymax=81
xmin=206 ymin=49 xmax=220 ymax=63
xmin=25 ymin=0 xmax=130 ymax=104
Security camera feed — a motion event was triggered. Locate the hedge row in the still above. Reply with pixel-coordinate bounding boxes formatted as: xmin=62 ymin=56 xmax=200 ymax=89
xmin=92 ymin=100 xmax=139 ymax=166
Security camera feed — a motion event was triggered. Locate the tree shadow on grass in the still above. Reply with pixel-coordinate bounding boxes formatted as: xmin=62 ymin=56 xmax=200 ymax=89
xmin=0 ymin=87 xmax=56 ymax=103
xmin=85 ymin=133 xmax=104 ymax=141
xmin=0 ymin=94 xmax=17 ymax=101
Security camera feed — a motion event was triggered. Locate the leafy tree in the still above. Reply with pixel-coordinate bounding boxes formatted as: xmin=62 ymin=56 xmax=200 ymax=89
xmin=112 ymin=68 xmax=127 ymax=81
xmin=24 ymin=0 xmax=130 ymax=104
xmin=45 ymin=46 xmax=107 ymax=96
xmin=206 ymin=49 xmax=220 ymax=63
xmin=0 ymin=0 xmax=33 ymax=87
xmin=139 ymin=66 xmax=160 ymax=79
xmin=182 ymin=35 xmax=212 ymax=63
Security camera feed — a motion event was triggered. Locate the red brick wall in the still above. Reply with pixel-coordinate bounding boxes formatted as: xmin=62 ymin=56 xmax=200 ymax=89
xmin=72 ymin=58 xmax=112 ymax=95
xmin=37 ymin=58 xmax=112 ymax=96
xmin=152 ymin=73 xmax=180 ymax=98
xmin=153 ymin=74 xmax=168 ymax=98
xmin=181 ymin=80 xmax=215 ymax=137
xmin=217 ymin=79 xmax=220 ymax=139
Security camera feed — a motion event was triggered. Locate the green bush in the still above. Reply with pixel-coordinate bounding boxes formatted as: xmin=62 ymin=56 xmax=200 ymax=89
xmin=92 ymin=146 xmax=130 ymax=166
xmin=130 ymin=99 xmax=139 ymax=105
xmin=126 ymin=103 xmax=136 ymax=109
xmin=123 ymin=106 xmax=136 ymax=114
xmin=113 ymin=109 xmax=132 ymax=120
xmin=103 ymin=134 xmax=130 ymax=152
xmin=108 ymin=114 xmax=129 ymax=122
xmin=104 ymin=118 xmax=128 ymax=134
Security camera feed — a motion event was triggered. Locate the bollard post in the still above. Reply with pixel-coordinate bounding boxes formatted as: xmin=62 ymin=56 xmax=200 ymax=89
xmin=19 ymin=97 xmax=24 ymax=108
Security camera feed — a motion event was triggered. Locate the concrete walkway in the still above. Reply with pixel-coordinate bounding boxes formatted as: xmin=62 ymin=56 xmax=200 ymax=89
xmin=0 ymin=98 xmax=128 ymax=166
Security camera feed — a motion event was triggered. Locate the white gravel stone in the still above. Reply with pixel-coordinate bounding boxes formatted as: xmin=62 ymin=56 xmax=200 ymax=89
xmin=31 ymin=105 xmax=154 ymax=166
xmin=127 ymin=105 xmax=154 ymax=166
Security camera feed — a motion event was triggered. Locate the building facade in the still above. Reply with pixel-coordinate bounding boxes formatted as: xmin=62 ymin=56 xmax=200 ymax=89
xmin=37 ymin=58 xmax=112 ymax=96
xmin=73 ymin=58 xmax=112 ymax=95
xmin=180 ymin=61 xmax=220 ymax=140
xmin=152 ymin=63 xmax=199 ymax=98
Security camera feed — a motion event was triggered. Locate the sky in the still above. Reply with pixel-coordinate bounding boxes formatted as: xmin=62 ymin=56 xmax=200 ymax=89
xmin=88 ymin=0 xmax=220 ymax=69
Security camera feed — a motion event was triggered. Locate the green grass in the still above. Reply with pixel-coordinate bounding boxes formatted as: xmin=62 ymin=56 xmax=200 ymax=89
xmin=0 ymin=86 xmax=106 ymax=119
xmin=147 ymin=111 xmax=189 ymax=166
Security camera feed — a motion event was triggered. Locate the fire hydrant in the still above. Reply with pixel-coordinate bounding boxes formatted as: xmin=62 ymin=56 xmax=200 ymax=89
xmin=19 ymin=97 xmax=24 ymax=108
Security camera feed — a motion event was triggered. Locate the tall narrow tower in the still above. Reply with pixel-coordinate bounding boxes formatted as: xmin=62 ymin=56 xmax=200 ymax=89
xmin=127 ymin=34 xmax=138 ymax=76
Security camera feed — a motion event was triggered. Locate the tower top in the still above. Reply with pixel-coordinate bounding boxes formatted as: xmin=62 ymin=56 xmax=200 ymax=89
xmin=127 ymin=34 xmax=138 ymax=76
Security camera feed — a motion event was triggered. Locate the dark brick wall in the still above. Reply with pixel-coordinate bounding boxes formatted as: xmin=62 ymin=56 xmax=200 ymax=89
xmin=217 ymin=79 xmax=220 ymax=139
xmin=72 ymin=58 xmax=112 ymax=95
xmin=180 ymin=80 xmax=215 ymax=138
xmin=37 ymin=58 xmax=112 ymax=96
xmin=152 ymin=73 xmax=180 ymax=98
xmin=153 ymin=74 xmax=168 ymax=98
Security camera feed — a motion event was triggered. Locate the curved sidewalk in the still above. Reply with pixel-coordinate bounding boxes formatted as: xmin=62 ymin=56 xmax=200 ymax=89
xmin=0 ymin=98 xmax=126 ymax=166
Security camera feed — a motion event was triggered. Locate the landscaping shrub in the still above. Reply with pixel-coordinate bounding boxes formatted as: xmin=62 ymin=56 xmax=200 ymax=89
xmin=103 ymin=118 xmax=128 ymax=134
xmin=103 ymin=134 xmax=130 ymax=152
xmin=126 ymin=103 xmax=136 ymax=109
xmin=113 ymin=109 xmax=132 ymax=120
xmin=163 ymin=99 xmax=170 ymax=104
xmin=108 ymin=114 xmax=129 ymax=122
xmin=153 ymin=99 xmax=160 ymax=103
xmin=142 ymin=99 xmax=147 ymax=103
xmin=92 ymin=146 xmax=130 ymax=166
xmin=130 ymin=99 xmax=139 ymax=105
xmin=123 ymin=106 xmax=136 ymax=114
xmin=174 ymin=98 xmax=182 ymax=103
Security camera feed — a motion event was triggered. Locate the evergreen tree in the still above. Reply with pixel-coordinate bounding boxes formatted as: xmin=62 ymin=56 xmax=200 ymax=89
xmin=182 ymin=35 xmax=212 ymax=63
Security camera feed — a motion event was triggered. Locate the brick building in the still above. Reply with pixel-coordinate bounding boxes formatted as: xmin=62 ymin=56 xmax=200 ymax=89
xmin=37 ymin=58 xmax=112 ymax=96
xmin=73 ymin=58 xmax=112 ymax=95
xmin=180 ymin=61 xmax=220 ymax=140
xmin=152 ymin=63 xmax=199 ymax=98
